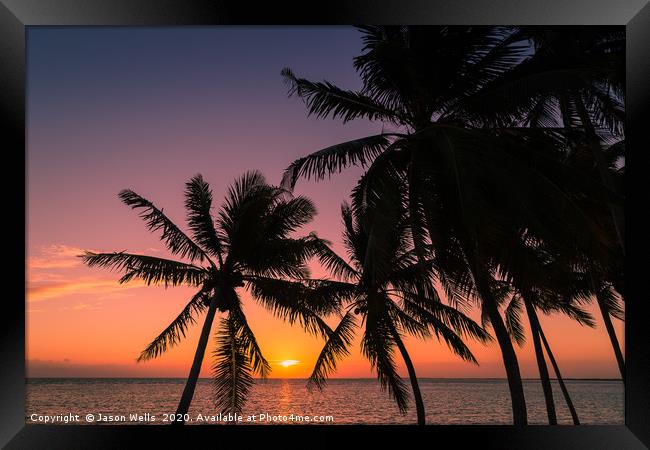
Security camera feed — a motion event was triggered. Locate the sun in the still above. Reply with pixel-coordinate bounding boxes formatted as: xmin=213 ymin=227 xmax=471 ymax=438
xmin=278 ymin=360 xmax=300 ymax=368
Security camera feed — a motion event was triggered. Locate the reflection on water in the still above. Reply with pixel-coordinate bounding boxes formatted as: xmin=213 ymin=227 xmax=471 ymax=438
xmin=26 ymin=378 xmax=623 ymax=425
xmin=278 ymin=379 xmax=292 ymax=416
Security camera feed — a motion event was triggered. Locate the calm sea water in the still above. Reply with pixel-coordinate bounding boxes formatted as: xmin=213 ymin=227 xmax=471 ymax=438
xmin=26 ymin=378 xmax=623 ymax=425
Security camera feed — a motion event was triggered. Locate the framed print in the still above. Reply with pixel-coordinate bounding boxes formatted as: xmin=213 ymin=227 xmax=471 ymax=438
xmin=1 ymin=1 xmax=648 ymax=448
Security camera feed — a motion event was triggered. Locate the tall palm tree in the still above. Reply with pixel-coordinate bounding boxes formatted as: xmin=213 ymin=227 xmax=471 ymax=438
xmin=499 ymin=237 xmax=597 ymax=425
xmin=467 ymin=27 xmax=626 ymax=379
xmin=518 ymin=29 xmax=625 ymax=380
xmin=281 ymin=26 xmax=616 ymax=424
xmin=487 ymin=191 xmax=603 ymax=426
xmin=306 ymin=170 xmax=490 ymax=425
xmin=505 ymin=292 xmax=588 ymax=425
xmin=82 ymin=171 xmax=329 ymax=423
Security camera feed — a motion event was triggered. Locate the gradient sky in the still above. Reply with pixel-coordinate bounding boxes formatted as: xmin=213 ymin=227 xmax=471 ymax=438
xmin=26 ymin=26 xmax=623 ymax=379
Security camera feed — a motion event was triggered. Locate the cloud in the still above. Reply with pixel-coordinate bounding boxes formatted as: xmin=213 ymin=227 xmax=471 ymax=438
xmin=60 ymin=302 xmax=103 ymax=311
xmin=27 ymin=277 xmax=146 ymax=302
xmin=28 ymin=272 xmax=67 ymax=283
xmin=96 ymin=292 xmax=135 ymax=301
xmin=26 ymin=243 xmax=178 ymax=302
xmin=27 ymin=244 xmax=87 ymax=270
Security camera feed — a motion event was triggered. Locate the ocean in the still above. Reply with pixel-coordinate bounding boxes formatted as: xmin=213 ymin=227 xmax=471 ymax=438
xmin=26 ymin=378 xmax=623 ymax=425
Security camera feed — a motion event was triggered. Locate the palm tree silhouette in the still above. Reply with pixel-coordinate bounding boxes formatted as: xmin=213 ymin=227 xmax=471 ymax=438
xmin=281 ymin=26 xmax=620 ymax=424
xmin=469 ymin=26 xmax=626 ymax=379
xmin=499 ymin=238 xmax=600 ymax=425
xmin=305 ymin=169 xmax=490 ymax=425
xmin=82 ymin=171 xmax=329 ymax=422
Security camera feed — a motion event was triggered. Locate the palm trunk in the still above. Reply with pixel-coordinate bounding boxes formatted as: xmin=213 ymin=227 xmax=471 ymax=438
xmin=387 ymin=320 xmax=426 ymax=425
xmin=596 ymin=291 xmax=625 ymax=383
xmin=483 ymin=296 xmax=528 ymax=425
xmin=524 ymin=300 xmax=557 ymax=424
xmin=588 ymin=273 xmax=625 ymax=382
xmin=173 ymin=294 xmax=220 ymax=424
xmin=473 ymin=271 xmax=527 ymax=425
xmin=462 ymin=248 xmax=528 ymax=425
xmin=538 ymin=324 xmax=580 ymax=424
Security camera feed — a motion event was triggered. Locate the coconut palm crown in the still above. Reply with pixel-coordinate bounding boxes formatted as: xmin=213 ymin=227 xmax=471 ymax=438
xmin=81 ymin=171 xmax=330 ymax=421
xmin=306 ymin=170 xmax=490 ymax=425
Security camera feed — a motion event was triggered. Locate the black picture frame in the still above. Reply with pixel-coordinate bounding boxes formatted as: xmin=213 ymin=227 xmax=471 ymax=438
xmin=1 ymin=1 xmax=647 ymax=448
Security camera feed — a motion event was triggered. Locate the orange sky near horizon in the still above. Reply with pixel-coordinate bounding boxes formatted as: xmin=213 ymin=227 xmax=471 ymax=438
xmin=26 ymin=243 xmax=624 ymax=380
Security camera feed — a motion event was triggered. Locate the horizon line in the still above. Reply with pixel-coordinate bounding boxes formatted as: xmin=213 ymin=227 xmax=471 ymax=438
xmin=26 ymin=376 xmax=623 ymax=381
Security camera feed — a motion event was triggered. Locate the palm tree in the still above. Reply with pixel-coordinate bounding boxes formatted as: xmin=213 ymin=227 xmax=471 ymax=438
xmin=305 ymin=170 xmax=490 ymax=425
xmin=505 ymin=292 xmax=588 ymax=425
xmin=467 ymin=27 xmax=626 ymax=379
xmin=499 ymin=236 xmax=598 ymax=425
xmin=281 ymin=26 xmax=616 ymax=424
xmin=82 ymin=171 xmax=330 ymax=423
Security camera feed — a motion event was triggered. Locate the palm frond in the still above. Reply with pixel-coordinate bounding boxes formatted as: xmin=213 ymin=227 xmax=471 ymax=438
xmin=341 ymin=203 xmax=365 ymax=269
xmin=264 ymin=196 xmax=317 ymax=238
xmin=118 ymin=189 xmax=208 ymax=262
xmin=282 ymin=67 xmax=402 ymax=124
xmin=401 ymin=291 xmax=490 ymax=343
xmin=308 ymin=234 xmax=359 ymax=281
xmin=554 ymin=300 xmax=596 ymax=327
xmin=388 ymin=259 xmax=439 ymax=303
xmin=80 ymin=251 xmax=205 ymax=287
xmin=137 ymin=289 xmax=209 ymax=362
xmin=184 ymin=174 xmax=223 ymax=260
xmin=400 ymin=297 xmax=482 ymax=364
xmin=212 ymin=316 xmax=253 ymax=415
xmin=361 ymin=310 xmax=410 ymax=412
xmin=303 ymin=278 xmax=357 ymax=315
xmin=596 ymin=282 xmax=624 ymax=321
xmin=504 ymin=295 xmax=526 ymax=346
xmin=308 ymin=310 xmax=356 ymax=391
xmin=281 ymin=134 xmax=392 ymax=190
xmin=218 ymin=170 xmax=275 ymax=244
xmin=248 ymin=276 xmax=333 ymax=339
xmin=243 ymin=237 xmax=314 ymax=280
xmin=387 ymin=301 xmax=431 ymax=340
xmin=229 ymin=305 xmax=271 ymax=378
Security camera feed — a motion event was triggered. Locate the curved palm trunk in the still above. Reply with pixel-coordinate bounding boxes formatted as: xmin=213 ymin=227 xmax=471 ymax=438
xmin=524 ymin=300 xmax=557 ymax=424
xmin=173 ymin=294 xmax=220 ymax=425
xmin=596 ymin=292 xmax=625 ymax=383
xmin=538 ymin=324 xmax=580 ymax=424
xmin=470 ymin=262 xmax=527 ymax=425
xmin=587 ymin=273 xmax=625 ymax=382
xmin=464 ymin=249 xmax=527 ymax=424
xmin=481 ymin=294 xmax=528 ymax=425
xmin=387 ymin=320 xmax=426 ymax=425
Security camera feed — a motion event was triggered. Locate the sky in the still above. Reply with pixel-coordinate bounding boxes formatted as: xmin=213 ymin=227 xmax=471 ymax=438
xmin=26 ymin=26 xmax=624 ymax=379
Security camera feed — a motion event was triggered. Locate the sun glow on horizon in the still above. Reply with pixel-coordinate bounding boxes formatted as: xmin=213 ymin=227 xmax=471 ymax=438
xmin=278 ymin=360 xmax=300 ymax=368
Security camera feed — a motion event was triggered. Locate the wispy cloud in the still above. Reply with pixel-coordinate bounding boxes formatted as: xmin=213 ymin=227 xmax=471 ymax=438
xmin=96 ymin=292 xmax=135 ymax=301
xmin=27 ymin=244 xmax=87 ymax=270
xmin=27 ymin=277 xmax=146 ymax=302
xmin=59 ymin=302 xmax=103 ymax=311
xmin=26 ymin=244 xmax=161 ymax=302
